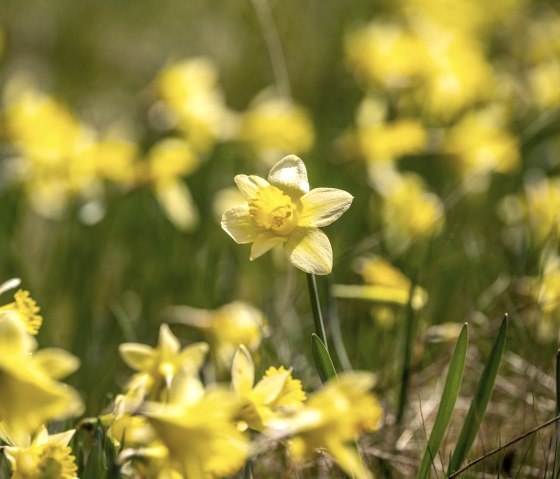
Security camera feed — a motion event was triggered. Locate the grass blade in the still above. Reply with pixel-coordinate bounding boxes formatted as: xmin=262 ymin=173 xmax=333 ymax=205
xmin=311 ymin=333 xmax=337 ymax=383
xmin=417 ymin=323 xmax=468 ymax=479
xmin=447 ymin=314 xmax=508 ymax=475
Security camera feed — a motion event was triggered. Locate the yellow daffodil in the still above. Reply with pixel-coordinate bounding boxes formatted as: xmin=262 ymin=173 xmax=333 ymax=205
xmin=0 ymin=315 xmax=83 ymax=445
xmin=333 ymin=255 xmax=427 ymax=311
xmin=238 ymin=96 xmax=315 ymax=165
xmin=221 ymin=155 xmax=353 ymax=275
xmin=163 ymin=301 xmax=266 ymax=369
xmin=231 ymin=345 xmax=306 ymax=431
xmin=524 ymin=176 xmax=560 ymax=244
xmin=156 ymin=58 xmax=233 ymax=152
xmin=0 ymin=289 xmax=43 ymax=335
xmin=142 ymin=138 xmax=201 ymax=231
xmin=144 ymin=374 xmax=249 ymax=479
xmin=1 ymin=426 xmax=77 ymax=479
xmin=119 ymin=323 xmax=208 ymax=400
xmin=268 ymin=372 xmax=382 ymax=479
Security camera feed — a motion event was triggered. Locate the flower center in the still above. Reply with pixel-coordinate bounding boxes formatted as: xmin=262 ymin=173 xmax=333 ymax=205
xmin=248 ymin=186 xmax=297 ymax=235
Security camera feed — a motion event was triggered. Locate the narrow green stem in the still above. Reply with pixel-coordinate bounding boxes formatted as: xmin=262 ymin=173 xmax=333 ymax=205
xmin=306 ymin=273 xmax=328 ymax=350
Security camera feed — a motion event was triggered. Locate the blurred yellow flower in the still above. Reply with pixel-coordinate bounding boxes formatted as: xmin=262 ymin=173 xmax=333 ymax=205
xmin=238 ymin=96 xmax=315 ymax=165
xmin=231 ymin=345 xmax=306 ymax=431
xmin=0 ymin=290 xmax=42 ymax=335
xmin=86 ymin=137 xmax=138 ymax=184
xmin=345 ymin=23 xmax=429 ymax=88
xmin=0 ymin=315 xmax=83 ymax=445
xmin=143 ymin=138 xmax=201 ymax=231
xmin=221 ymin=155 xmax=353 ymax=275
xmin=444 ymin=108 xmax=519 ymax=184
xmin=268 ymin=372 xmax=382 ymax=479
xmin=378 ymin=172 xmax=444 ymax=252
xmin=145 ymin=374 xmax=249 ymax=479
xmin=164 ymin=301 xmax=266 ymax=368
xmin=1 ymin=426 xmax=77 ymax=479
xmin=529 ymin=61 xmax=560 ymax=109
xmin=156 ymin=58 xmax=233 ymax=152
xmin=119 ymin=323 xmax=208 ymax=401
xmin=333 ymin=255 xmax=427 ymax=310
xmin=523 ymin=176 xmax=560 ymax=243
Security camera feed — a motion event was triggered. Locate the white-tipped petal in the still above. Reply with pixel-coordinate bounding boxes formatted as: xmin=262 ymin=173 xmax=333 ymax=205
xmin=284 ymin=227 xmax=333 ymax=275
xmin=267 ymin=155 xmax=309 ymax=195
xmin=299 ymin=188 xmax=353 ymax=227
xmin=221 ymin=205 xmax=262 ymax=244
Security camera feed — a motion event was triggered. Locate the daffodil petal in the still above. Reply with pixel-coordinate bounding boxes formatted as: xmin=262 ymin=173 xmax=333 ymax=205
xmin=178 ymin=342 xmax=209 ymax=374
xmin=324 ymin=437 xmax=372 ymax=479
xmin=232 ymin=345 xmax=255 ymax=396
xmin=234 ymin=175 xmax=270 ymax=199
xmin=251 ymin=370 xmax=290 ymax=405
xmin=31 ymin=348 xmax=80 ymax=380
xmin=119 ymin=343 xmax=155 ymax=371
xmin=155 ymin=180 xmax=198 ymax=232
xmin=299 ymin=188 xmax=353 ymax=227
xmin=158 ymin=324 xmax=180 ymax=354
xmin=284 ymin=227 xmax=333 ymax=275
xmin=267 ymin=155 xmax=309 ymax=196
xmin=221 ymin=205 xmax=262 ymax=244
xmin=250 ymin=232 xmax=286 ymax=260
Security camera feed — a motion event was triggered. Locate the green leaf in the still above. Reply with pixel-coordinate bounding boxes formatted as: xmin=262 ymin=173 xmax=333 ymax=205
xmin=416 ymin=323 xmax=468 ymax=479
xmin=312 ymin=333 xmax=337 ymax=383
xmin=447 ymin=314 xmax=508 ymax=475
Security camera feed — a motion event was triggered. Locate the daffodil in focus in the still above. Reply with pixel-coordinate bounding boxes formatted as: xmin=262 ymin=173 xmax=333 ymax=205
xmin=333 ymin=255 xmax=427 ymax=312
xmin=238 ymin=96 xmax=315 ymax=165
xmin=1 ymin=426 xmax=77 ymax=479
xmin=231 ymin=345 xmax=306 ymax=431
xmin=0 ymin=289 xmax=43 ymax=335
xmin=145 ymin=374 xmax=249 ymax=479
xmin=0 ymin=314 xmax=83 ymax=445
xmin=119 ymin=323 xmax=208 ymax=400
xmin=268 ymin=372 xmax=382 ymax=479
xmin=221 ymin=155 xmax=353 ymax=275
xmin=163 ymin=301 xmax=266 ymax=368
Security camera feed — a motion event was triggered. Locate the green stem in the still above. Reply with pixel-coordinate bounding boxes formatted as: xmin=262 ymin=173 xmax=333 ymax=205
xmin=306 ymin=273 xmax=328 ymax=349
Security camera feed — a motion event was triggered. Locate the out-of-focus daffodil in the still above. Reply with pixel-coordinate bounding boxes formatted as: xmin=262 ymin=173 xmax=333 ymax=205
xmin=238 ymin=96 xmax=315 ymax=165
xmin=0 ymin=289 xmax=43 ymax=335
xmin=444 ymin=108 xmax=519 ymax=185
xmin=119 ymin=323 xmax=208 ymax=401
xmin=1 ymin=426 xmax=77 ymax=479
xmin=144 ymin=374 xmax=249 ymax=479
xmin=156 ymin=58 xmax=233 ymax=152
xmin=231 ymin=345 xmax=306 ymax=431
xmin=212 ymin=187 xmax=246 ymax=222
xmin=0 ymin=315 xmax=83 ymax=445
xmin=164 ymin=301 xmax=266 ymax=369
xmin=333 ymin=255 xmax=427 ymax=310
xmin=86 ymin=137 xmax=138 ymax=184
xmin=221 ymin=155 xmax=353 ymax=275
xmin=142 ymin=138 xmax=201 ymax=231
xmin=376 ymin=172 xmax=444 ymax=253
xmin=268 ymin=372 xmax=382 ymax=479
xmin=523 ymin=176 xmax=560 ymax=243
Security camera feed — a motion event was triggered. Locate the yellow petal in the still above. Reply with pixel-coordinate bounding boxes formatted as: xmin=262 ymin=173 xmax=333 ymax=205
xmin=158 ymin=324 xmax=181 ymax=354
xmin=221 ymin=205 xmax=262 ymax=244
xmin=0 ymin=313 xmax=36 ymax=355
xmin=284 ymin=227 xmax=332 ymax=275
xmin=31 ymin=348 xmax=80 ymax=380
xmin=234 ymin=174 xmax=270 ymax=199
xmin=155 ymin=180 xmax=198 ymax=231
xmin=178 ymin=342 xmax=209 ymax=374
xmin=250 ymin=232 xmax=286 ymax=260
xmin=251 ymin=370 xmax=290 ymax=406
xmin=324 ymin=436 xmax=372 ymax=479
xmin=231 ymin=345 xmax=254 ymax=396
xmin=299 ymin=188 xmax=353 ymax=227
xmin=45 ymin=429 xmax=76 ymax=448
xmin=267 ymin=154 xmax=309 ymax=196
xmin=119 ymin=343 xmax=154 ymax=371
